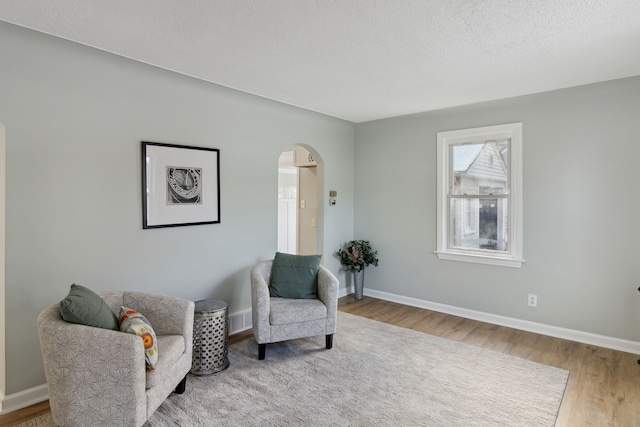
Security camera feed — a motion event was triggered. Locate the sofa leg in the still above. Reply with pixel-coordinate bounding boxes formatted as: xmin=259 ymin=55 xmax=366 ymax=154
xmin=326 ymin=334 xmax=333 ymax=349
xmin=174 ymin=375 xmax=187 ymax=394
xmin=259 ymin=343 xmax=266 ymax=360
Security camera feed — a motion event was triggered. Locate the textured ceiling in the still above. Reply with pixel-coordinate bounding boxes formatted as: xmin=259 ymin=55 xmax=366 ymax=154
xmin=1 ymin=1 xmax=639 ymax=123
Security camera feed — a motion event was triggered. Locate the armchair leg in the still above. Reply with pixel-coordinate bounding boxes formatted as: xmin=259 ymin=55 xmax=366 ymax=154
xmin=326 ymin=334 xmax=334 ymax=350
xmin=174 ymin=375 xmax=187 ymax=394
xmin=258 ymin=343 xmax=266 ymax=360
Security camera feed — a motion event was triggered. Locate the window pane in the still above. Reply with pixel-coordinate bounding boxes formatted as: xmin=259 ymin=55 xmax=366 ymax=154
xmin=437 ymin=122 xmax=522 ymax=267
xmin=449 ymin=198 xmax=509 ymax=253
xmin=452 ymin=140 xmax=509 ymax=196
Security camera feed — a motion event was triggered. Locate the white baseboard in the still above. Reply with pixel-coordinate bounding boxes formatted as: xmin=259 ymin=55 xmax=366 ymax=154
xmin=363 ymin=288 xmax=640 ymax=355
xmin=338 ymin=285 xmax=352 ymax=298
xmin=0 ymin=383 xmax=48 ymax=415
xmin=229 ymin=308 xmax=252 ymax=335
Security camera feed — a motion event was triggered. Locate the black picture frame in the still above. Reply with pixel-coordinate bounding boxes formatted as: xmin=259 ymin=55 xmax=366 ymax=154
xmin=142 ymin=141 xmax=220 ymax=229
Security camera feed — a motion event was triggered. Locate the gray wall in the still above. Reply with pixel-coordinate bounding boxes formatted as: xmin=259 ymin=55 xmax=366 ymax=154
xmin=0 ymin=22 xmax=355 ymax=394
xmin=4 ymin=17 xmax=640 ymax=398
xmin=355 ymin=75 xmax=640 ymax=342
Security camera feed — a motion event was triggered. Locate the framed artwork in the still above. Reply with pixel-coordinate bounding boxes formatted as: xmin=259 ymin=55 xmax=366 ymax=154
xmin=142 ymin=141 xmax=220 ymax=229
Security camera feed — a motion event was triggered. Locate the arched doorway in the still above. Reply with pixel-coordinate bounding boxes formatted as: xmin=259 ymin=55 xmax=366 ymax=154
xmin=277 ymin=145 xmax=324 ymax=256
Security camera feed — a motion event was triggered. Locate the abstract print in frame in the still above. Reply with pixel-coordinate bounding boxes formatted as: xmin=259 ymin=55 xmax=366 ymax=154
xmin=142 ymin=141 xmax=220 ymax=228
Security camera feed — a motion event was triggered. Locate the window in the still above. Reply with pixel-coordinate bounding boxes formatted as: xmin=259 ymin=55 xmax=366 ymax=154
xmin=436 ymin=123 xmax=523 ymax=267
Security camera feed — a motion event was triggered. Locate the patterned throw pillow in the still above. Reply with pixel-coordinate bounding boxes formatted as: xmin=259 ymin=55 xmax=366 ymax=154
xmin=119 ymin=306 xmax=158 ymax=370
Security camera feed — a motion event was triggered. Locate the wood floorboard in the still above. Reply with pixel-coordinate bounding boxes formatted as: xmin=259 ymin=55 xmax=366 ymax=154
xmin=0 ymin=401 xmax=50 ymax=427
xmin=438 ymin=317 xmax=480 ymax=341
xmin=2 ymin=295 xmax=639 ymax=426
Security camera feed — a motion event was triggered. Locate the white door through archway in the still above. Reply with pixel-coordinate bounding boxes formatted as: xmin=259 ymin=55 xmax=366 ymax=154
xmin=277 ymin=146 xmax=323 ymax=256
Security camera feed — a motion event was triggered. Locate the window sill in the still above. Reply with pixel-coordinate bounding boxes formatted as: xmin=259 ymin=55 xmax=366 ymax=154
xmin=434 ymin=251 xmax=524 ymax=268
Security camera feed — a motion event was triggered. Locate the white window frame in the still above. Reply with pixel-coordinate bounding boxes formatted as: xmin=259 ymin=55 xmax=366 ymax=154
xmin=436 ymin=123 xmax=524 ymax=268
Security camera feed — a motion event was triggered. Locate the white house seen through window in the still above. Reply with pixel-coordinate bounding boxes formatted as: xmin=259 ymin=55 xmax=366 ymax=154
xmin=436 ymin=123 xmax=523 ymax=268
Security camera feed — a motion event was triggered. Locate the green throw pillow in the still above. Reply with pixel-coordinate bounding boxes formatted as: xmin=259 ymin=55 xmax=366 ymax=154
xmin=269 ymin=252 xmax=322 ymax=299
xmin=59 ymin=284 xmax=119 ymax=330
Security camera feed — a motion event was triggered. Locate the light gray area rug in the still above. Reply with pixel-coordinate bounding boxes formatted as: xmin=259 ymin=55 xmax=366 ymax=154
xmin=20 ymin=312 xmax=568 ymax=426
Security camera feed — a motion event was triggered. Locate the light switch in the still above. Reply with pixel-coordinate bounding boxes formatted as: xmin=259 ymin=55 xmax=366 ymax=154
xmin=300 ymin=200 xmax=305 ymax=209
xmin=329 ymin=190 xmax=337 ymax=197
xmin=311 ymin=218 xmax=316 ymax=227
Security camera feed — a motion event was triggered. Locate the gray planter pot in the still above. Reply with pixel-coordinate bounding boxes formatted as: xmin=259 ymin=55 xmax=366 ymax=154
xmin=353 ymin=269 xmax=365 ymax=300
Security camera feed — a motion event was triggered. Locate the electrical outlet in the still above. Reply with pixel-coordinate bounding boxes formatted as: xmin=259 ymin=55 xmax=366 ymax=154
xmin=527 ymin=294 xmax=537 ymax=307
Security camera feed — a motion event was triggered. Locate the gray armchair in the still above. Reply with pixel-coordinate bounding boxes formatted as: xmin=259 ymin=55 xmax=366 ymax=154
xmin=251 ymin=260 xmax=339 ymax=360
xmin=37 ymin=291 xmax=195 ymax=427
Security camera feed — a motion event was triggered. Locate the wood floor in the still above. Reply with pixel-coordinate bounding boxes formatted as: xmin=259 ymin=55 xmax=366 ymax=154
xmin=3 ymin=296 xmax=639 ymax=426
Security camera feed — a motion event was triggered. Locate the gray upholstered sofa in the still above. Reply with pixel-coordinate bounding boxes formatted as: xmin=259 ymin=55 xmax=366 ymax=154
xmin=251 ymin=259 xmax=339 ymax=360
xmin=37 ymin=291 xmax=194 ymax=427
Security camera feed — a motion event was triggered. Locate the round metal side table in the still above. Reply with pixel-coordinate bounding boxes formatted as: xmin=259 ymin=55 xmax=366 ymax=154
xmin=191 ymin=299 xmax=230 ymax=375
